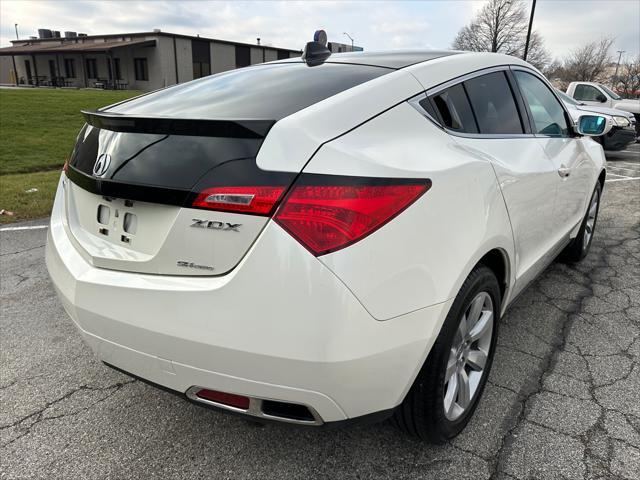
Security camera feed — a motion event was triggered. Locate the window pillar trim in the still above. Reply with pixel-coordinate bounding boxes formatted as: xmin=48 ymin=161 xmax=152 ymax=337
xmin=509 ymin=65 xmax=577 ymax=138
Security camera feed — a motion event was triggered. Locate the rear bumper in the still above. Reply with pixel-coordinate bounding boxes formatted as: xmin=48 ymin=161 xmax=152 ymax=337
xmin=46 ymin=178 xmax=450 ymax=423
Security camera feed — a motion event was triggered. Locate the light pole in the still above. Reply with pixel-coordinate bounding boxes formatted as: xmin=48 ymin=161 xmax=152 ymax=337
xmin=613 ymin=50 xmax=625 ymax=84
xmin=343 ymin=32 xmax=354 ymax=51
xmin=523 ymin=0 xmax=537 ymax=61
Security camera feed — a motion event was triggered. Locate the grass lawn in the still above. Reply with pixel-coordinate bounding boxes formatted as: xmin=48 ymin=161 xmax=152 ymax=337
xmin=0 ymin=88 xmax=141 ymax=223
xmin=0 ymin=170 xmax=62 ymax=224
xmin=0 ymin=88 xmax=141 ymax=174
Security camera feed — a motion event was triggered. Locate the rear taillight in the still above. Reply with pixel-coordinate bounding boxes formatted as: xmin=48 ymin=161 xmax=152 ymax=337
xmin=274 ymin=175 xmax=431 ymax=256
xmin=192 ymin=186 xmax=286 ymax=215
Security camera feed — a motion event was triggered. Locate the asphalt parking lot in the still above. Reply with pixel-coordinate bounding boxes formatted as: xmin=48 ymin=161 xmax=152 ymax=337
xmin=1 ymin=145 xmax=638 ymax=479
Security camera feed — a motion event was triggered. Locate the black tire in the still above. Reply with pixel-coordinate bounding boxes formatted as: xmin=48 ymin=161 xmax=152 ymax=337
xmin=561 ymin=181 xmax=602 ymax=263
xmin=392 ymin=265 xmax=501 ymax=443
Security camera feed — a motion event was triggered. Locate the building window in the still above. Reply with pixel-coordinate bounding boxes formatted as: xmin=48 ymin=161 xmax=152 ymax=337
xmin=86 ymin=58 xmax=98 ymax=78
xmin=235 ymin=45 xmax=250 ymax=68
xmin=64 ymin=58 xmax=76 ymax=78
xmin=277 ymin=50 xmax=289 ymax=60
xmin=48 ymin=60 xmax=57 ymax=79
xmin=193 ymin=61 xmax=211 ymax=79
xmin=192 ymin=40 xmax=211 ymax=79
xmin=134 ymin=58 xmax=148 ymax=81
xmin=24 ymin=60 xmax=32 ymax=83
xmin=107 ymin=58 xmax=121 ymax=80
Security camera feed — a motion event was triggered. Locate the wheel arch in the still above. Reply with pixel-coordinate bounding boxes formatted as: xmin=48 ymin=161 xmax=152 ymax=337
xmin=444 ymin=244 xmax=514 ymax=322
xmin=477 ymin=248 xmax=510 ymax=305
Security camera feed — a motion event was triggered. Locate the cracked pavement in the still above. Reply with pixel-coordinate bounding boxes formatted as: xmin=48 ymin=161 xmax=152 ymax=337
xmin=1 ymin=152 xmax=639 ymax=479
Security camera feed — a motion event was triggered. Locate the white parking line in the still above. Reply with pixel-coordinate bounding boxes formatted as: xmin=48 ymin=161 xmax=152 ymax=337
xmin=606 ymin=177 xmax=640 ymax=182
xmin=608 ymin=166 xmax=640 ymax=173
xmin=0 ymin=225 xmax=49 ymax=232
xmin=605 ymin=156 xmax=640 ymax=183
xmin=610 ymin=172 xmax=639 ymax=177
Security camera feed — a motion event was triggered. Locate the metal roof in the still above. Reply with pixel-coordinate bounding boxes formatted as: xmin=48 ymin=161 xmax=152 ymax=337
xmin=276 ymin=50 xmax=460 ymax=69
xmin=0 ymin=38 xmax=156 ymax=56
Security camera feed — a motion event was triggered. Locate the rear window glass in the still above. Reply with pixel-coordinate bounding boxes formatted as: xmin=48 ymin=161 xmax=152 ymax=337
xmin=70 ymin=125 xmax=265 ymax=189
xmin=429 ymin=84 xmax=478 ymax=133
xmin=106 ymin=62 xmax=391 ymax=120
xmin=464 ymin=72 xmax=524 ymax=134
xmin=574 ymin=84 xmax=603 ymax=102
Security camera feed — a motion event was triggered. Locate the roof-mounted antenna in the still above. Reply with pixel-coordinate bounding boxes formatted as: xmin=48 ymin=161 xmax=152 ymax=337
xmin=302 ymin=30 xmax=331 ymax=66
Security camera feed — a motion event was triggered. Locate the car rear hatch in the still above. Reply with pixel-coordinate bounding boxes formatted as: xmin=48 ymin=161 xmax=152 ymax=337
xmin=64 ymin=113 xmax=297 ymax=276
xmin=62 ymin=61 xmax=394 ymax=276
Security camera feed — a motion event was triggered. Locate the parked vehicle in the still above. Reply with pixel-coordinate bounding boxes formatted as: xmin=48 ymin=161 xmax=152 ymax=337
xmin=556 ymin=89 xmax=636 ymax=151
xmin=47 ymin=47 xmax=610 ymax=443
xmin=566 ymin=81 xmax=640 ymax=137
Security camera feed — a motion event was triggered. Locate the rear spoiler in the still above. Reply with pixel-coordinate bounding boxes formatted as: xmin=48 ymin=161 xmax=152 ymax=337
xmin=81 ymin=110 xmax=275 ymax=139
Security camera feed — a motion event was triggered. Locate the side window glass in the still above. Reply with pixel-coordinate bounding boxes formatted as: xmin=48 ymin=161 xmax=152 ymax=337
xmin=429 ymin=84 xmax=478 ymax=133
xmin=574 ymin=84 xmax=601 ymax=102
xmin=514 ymin=71 xmax=569 ymax=137
xmin=463 ymin=72 xmax=523 ymax=134
xmin=418 ymin=97 xmax=439 ymax=121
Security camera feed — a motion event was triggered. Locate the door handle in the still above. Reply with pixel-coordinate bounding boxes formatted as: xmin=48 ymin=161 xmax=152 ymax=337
xmin=557 ymin=167 xmax=571 ymax=178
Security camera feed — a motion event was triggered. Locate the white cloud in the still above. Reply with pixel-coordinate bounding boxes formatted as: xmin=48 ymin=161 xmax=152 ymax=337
xmin=1 ymin=0 xmax=637 ymax=59
xmin=534 ymin=0 xmax=640 ymax=61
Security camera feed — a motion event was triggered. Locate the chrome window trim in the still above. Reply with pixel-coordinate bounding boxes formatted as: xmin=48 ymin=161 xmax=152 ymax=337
xmin=185 ymin=385 xmax=324 ymax=426
xmin=415 ymin=65 xmax=537 ymax=140
xmin=413 ymin=63 xmax=580 ymax=140
xmin=425 ymin=65 xmax=511 ymax=98
xmin=407 ymin=93 xmax=443 ymax=130
xmin=444 ymin=131 xmax=536 ymax=140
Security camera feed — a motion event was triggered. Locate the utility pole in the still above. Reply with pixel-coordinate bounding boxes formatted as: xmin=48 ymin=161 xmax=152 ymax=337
xmin=343 ymin=32 xmax=354 ymax=51
xmin=613 ymin=50 xmax=625 ymax=83
xmin=523 ymin=0 xmax=537 ymax=61
xmin=14 ymin=23 xmax=19 ymax=39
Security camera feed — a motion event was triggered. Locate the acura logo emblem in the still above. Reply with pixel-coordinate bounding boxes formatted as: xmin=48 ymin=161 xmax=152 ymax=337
xmin=93 ymin=153 xmax=111 ymax=177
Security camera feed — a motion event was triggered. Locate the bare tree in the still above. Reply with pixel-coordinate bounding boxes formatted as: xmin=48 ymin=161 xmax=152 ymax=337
xmin=543 ymin=59 xmax=570 ymax=89
xmin=452 ymin=0 xmax=549 ymax=69
xmin=521 ymin=31 xmax=549 ymax=71
xmin=562 ymin=37 xmax=614 ymax=82
xmin=615 ymin=56 xmax=640 ymax=99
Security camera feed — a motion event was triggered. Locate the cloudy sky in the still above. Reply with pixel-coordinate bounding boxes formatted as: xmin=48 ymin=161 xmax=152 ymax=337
xmin=1 ymin=0 xmax=638 ymax=61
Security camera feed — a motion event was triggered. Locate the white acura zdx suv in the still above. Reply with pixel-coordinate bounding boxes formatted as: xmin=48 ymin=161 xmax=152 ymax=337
xmin=46 ymin=46 xmax=610 ymax=443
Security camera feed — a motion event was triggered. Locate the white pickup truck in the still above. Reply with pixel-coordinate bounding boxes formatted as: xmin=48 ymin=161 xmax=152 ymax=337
xmin=566 ymin=82 xmax=640 ymax=137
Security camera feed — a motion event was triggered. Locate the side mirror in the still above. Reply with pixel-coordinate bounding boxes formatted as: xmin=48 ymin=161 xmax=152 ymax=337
xmin=596 ymin=93 xmax=607 ymax=103
xmin=576 ymin=114 xmax=612 ymax=136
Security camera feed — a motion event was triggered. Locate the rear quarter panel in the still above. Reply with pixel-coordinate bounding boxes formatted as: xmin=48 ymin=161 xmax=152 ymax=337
xmin=302 ymin=102 xmax=515 ymax=320
xmin=256 ymin=69 xmax=425 ymax=174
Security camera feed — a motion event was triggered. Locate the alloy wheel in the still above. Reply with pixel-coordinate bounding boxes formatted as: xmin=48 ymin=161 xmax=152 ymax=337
xmin=583 ymin=189 xmax=599 ymax=251
xmin=443 ymin=291 xmax=494 ymax=421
